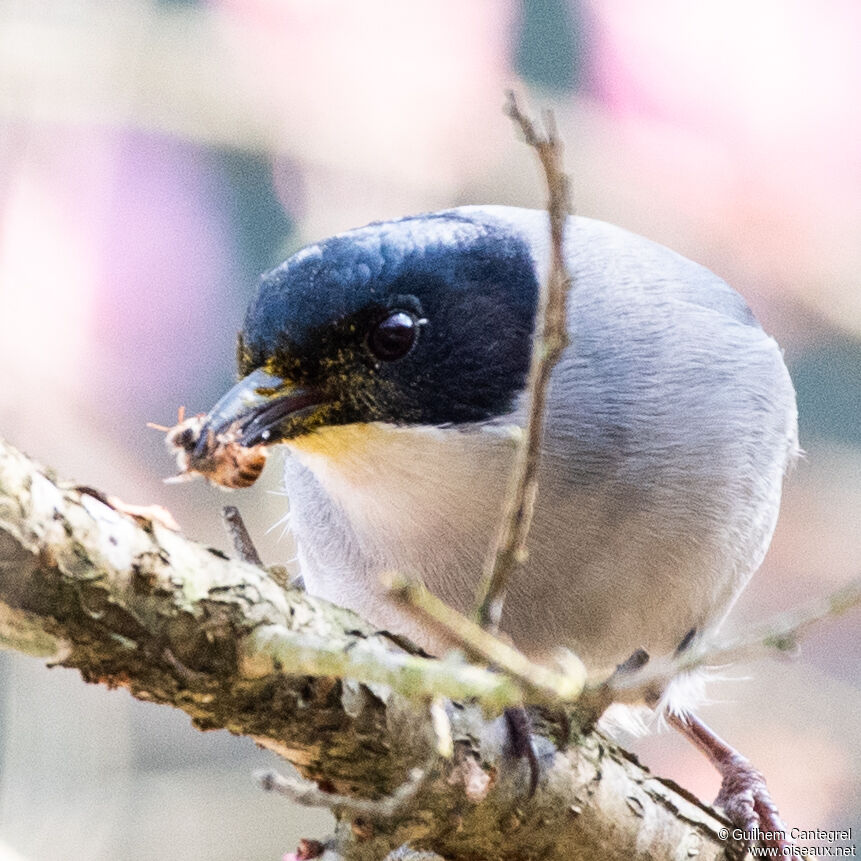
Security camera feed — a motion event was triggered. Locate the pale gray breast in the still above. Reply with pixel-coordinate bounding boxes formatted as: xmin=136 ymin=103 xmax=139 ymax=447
xmin=281 ymin=210 xmax=799 ymax=670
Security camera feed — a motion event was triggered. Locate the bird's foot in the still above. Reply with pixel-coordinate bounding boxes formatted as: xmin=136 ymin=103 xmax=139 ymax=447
xmin=669 ymin=711 xmax=800 ymax=860
xmin=714 ymin=748 xmax=778 ymax=835
xmin=713 ymin=750 xmax=799 ymax=858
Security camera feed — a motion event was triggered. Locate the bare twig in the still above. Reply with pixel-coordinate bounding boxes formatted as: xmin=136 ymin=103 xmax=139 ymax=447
xmin=222 ymin=504 xmax=263 ymax=566
xmin=241 ymin=623 xmax=528 ymax=711
xmin=597 ymin=575 xmax=861 ymax=707
xmin=474 ymin=91 xmax=573 ymax=633
xmin=257 ymin=762 xmax=430 ymax=820
xmin=384 ymin=563 xmax=861 ymax=721
xmin=385 ymin=573 xmax=585 ymax=704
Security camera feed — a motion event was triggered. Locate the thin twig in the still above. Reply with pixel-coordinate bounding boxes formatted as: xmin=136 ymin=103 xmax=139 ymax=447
xmin=222 ymin=504 xmax=263 ymax=566
xmin=474 ymin=91 xmax=573 ymax=633
xmin=384 ymin=568 xmax=861 ymax=719
xmin=598 ymin=575 xmax=861 ymax=706
xmin=241 ymin=624 xmax=530 ymax=711
xmin=385 ymin=573 xmax=585 ymax=704
xmin=259 ymin=698 xmax=443 ymax=821
xmin=256 ymin=761 xmax=430 ymax=820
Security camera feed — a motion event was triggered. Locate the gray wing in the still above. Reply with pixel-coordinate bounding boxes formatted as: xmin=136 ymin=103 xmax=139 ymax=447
xmin=455 ymin=206 xmax=799 ymax=662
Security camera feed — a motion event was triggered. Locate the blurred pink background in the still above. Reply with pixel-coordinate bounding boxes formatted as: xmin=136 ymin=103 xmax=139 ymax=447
xmin=0 ymin=1 xmax=858 ymax=858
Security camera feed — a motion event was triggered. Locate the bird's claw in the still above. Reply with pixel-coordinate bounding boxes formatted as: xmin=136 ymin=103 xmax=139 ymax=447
xmin=669 ymin=712 xmax=800 ymax=860
xmin=714 ymin=754 xmax=800 ymax=860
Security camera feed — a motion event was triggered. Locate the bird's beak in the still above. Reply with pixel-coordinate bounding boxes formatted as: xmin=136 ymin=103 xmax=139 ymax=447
xmin=194 ymin=368 xmax=322 ymax=456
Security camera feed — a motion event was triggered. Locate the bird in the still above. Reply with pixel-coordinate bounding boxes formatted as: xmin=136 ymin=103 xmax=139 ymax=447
xmin=180 ymin=205 xmax=799 ymax=846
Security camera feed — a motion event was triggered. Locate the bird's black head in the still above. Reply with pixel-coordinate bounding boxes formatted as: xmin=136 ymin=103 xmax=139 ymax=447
xmin=202 ymin=211 xmax=539 ymax=448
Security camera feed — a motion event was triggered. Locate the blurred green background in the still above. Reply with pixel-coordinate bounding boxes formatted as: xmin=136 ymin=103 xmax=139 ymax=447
xmin=0 ymin=1 xmax=859 ymax=858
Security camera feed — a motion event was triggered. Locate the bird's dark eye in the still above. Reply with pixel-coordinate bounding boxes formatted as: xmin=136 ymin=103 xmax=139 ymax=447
xmin=368 ymin=311 xmax=418 ymax=361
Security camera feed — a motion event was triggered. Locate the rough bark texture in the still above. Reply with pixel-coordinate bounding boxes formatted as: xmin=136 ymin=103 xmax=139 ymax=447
xmin=0 ymin=437 xmax=742 ymax=860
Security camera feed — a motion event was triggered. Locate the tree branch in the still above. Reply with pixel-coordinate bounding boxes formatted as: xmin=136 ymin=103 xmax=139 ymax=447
xmin=0 ymin=435 xmax=742 ymax=860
